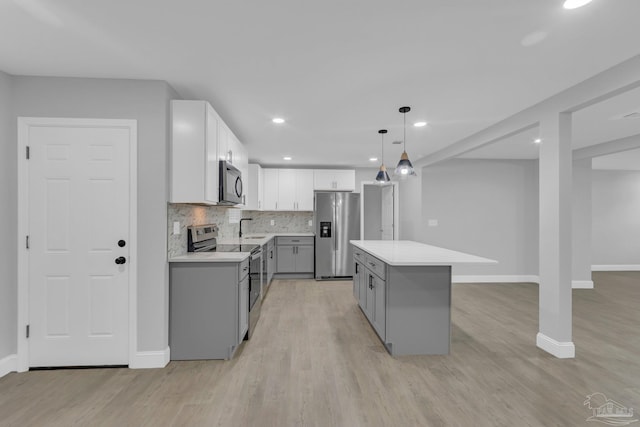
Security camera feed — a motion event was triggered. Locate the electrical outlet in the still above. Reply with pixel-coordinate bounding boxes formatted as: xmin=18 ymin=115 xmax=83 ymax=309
xmin=270 ymin=220 xmax=275 ymax=226
xmin=173 ymin=221 xmax=180 ymax=235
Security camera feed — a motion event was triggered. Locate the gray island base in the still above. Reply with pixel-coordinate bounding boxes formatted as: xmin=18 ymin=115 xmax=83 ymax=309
xmin=350 ymin=240 xmax=496 ymax=356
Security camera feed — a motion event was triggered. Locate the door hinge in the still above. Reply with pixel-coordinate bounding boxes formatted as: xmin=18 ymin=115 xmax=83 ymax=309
xmin=26 ymin=325 xmax=30 ymax=338
xmin=26 ymin=146 xmax=30 ymax=159
xmin=26 ymin=235 xmax=29 ymax=249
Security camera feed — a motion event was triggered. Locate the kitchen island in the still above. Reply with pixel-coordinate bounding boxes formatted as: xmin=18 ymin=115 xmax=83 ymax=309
xmin=350 ymin=240 xmax=496 ymax=356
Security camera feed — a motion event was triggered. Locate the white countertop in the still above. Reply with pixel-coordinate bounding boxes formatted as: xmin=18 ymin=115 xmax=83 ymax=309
xmin=169 ymin=232 xmax=314 ymax=263
xmin=218 ymin=232 xmax=315 ymax=247
xmin=350 ymin=240 xmax=497 ymax=267
xmin=168 ymin=252 xmax=250 ymax=263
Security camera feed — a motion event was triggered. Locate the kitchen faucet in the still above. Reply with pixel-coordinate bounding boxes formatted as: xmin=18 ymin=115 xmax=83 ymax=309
xmin=239 ymin=218 xmax=253 ymax=238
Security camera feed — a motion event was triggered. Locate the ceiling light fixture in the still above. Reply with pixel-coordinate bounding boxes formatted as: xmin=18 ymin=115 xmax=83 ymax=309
xmin=533 ymin=138 xmax=542 ymax=144
xmin=369 ymin=157 xmax=378 ymax=162
xmin=414 ymin=121 xmax=427 ymax=127
xmin=272 ymin=118 xmax=285 ymax=124
xmin=562 ymin=0 xmax=593 ymax=10
xmin=394 ymin=106 xmax=417 ymax=179
xmin=283 ymin=156 xmax=292 ymax=160
xmin=375 ymin=129 xmax=391 ymax=184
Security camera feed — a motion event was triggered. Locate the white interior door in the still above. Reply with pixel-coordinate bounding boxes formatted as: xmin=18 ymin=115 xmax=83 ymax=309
xmin=26 ymin=122 xmax=131 ymax=367
xmin=381 ymin=185 xmax=394 ymax=240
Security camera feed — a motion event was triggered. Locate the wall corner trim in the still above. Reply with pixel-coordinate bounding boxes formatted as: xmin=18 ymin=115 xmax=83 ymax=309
xmin=0 ymin=354 xmax=17 ymax=379
xmin=591 ymin=265 xmax=640 ymax=271
xmin=129 ymin=347 xmax=170 ymax=369
xmin=572 ymin=280 xmax=594 ymax=289
xmin=536 ymin=333 xmax=575 ymax=358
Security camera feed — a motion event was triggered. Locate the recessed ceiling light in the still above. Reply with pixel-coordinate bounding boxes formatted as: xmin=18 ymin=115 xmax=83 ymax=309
xmin=533 ymin=138 xmax=542 ymax=144
xmin=283 ymin=156 xmax=292 ymax=160
xmin=369 ymin=157 xmax=378 ymax=162
xmin=272 ymin=118 xmax=285 ymax=124
xmin=563 ymin=0 xmax=593 ymax=10
xmin=414 ymin=122 xmax=427 ymax=127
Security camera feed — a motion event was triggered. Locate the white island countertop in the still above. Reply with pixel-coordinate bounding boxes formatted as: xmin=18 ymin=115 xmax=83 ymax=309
xmin=350 ymin=240 xmax=497 ymax=267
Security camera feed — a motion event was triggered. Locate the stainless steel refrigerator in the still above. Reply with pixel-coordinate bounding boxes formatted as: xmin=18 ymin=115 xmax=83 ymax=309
xmin=314 ymin=191 xmax=361 ymax=280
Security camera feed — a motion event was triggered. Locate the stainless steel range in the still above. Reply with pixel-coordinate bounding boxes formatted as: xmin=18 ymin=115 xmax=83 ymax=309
xmin=187 ymin=224 xmax=262 ymax=339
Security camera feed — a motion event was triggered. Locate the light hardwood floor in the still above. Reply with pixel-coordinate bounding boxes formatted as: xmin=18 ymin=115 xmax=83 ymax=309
xmin=1 ymin=272 xmax=638 ymax=426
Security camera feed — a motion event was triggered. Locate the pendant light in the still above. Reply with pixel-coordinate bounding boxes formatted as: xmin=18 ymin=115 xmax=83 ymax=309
xmin=375 ymin=129 xmax=391 ymax=183
xmin=394 ymin=106 xmax=417 ymax=179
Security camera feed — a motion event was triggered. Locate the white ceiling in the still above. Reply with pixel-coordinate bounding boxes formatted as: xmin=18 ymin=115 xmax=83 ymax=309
xmin=1 ymin=0 xmax=639 ymax=167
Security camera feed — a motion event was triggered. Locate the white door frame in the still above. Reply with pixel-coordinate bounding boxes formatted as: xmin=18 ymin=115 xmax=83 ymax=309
xmin=360 ymin=181 xmax=400 ymax=240
xmin=16 ymin=117 xmax=138 ymax=372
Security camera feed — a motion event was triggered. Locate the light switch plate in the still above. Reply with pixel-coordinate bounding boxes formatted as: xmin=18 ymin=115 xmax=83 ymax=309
xmin=428 ymin=219 xmax=438 ymax=227
xmin=308 ymin=220 xmax=312 ymax=226
xmin=173 ymin=221 xmax=181 ymax=235
xmin=270 ymin=220 xmax=275 ymax=226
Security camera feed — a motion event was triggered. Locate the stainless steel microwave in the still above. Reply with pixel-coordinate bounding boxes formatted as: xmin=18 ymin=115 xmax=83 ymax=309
xmin=219 ymin=160 xmax=243 ymax=205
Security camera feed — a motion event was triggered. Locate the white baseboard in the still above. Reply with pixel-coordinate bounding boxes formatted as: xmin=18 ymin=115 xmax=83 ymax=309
xmin=0 ymin=354 xmax=17 ymax=378
xmin=572 ymin=280 xmax=594 ymax=289
xmin=592 ymin=264 xmax=640 ymax=271
xmin=536 ymin=333 xmax=575 ymax=358
xmin=129 ymin=347 xmax=170 ymax=369
xmin=452 ymin=275 xmax=539 ymax=283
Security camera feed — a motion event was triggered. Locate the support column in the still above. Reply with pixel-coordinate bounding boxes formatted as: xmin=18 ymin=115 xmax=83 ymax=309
xmin=572 ymin=158 xmax=593 ymax=288
xmin=537 ymin=112 xmax=575 ymax=358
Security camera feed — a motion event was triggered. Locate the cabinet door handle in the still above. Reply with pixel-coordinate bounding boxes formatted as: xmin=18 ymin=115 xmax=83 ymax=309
xmin=369 ymin=275 xmax=373 ymax=289
xmin=355 ymin=263 xmax=359 ymax=274
xmin=369 ymin=262 xmax=376 ymax=268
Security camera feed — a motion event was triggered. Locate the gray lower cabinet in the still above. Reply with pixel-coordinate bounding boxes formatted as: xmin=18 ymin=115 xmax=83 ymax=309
xmin=266 ymin=239 xmax=275 ymax=284
xmin=353 ymin=249 xmax=451 ymax=356
xmin=360 ymin=257 xmax=386 ymax=341
xmin=170 ymin=258 xmax=249 ymax=360
xmin=275 ymin=236 xmax=314 ymax=273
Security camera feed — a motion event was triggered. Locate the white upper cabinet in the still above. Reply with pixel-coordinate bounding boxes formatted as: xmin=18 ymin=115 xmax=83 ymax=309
xmin=263 ymin=169 xmax=278 ymax=210
xmin=170 ymin=99 xmax=249 ymax=205
xmin=247 ymin=164 xmax=264 ymax=210
xmin=261 ymin=168 xmax=315 ymax=211
xmin=170 ymin=100 xmax=219 ymax=204
xmin=295 ymin=170 xmax=314 ymax=210
xmin=313 ymin=169 xmax=355 ymax=191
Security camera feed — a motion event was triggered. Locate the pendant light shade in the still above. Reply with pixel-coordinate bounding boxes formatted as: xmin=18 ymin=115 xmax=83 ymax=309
xmin=394 ymin=106 xmax=417 ymax=179
xmin=375 ymin=129 xmax=391 ymax=183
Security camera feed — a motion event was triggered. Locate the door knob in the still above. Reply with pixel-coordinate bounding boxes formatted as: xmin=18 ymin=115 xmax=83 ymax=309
xmin=115 ymin=256 xmax=127 ymax=265
xmin=118 ymin=240 xmax=126 ymax=247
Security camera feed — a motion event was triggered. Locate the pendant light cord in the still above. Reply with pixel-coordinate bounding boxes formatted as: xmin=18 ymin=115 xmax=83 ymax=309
xmin=403 ymin=110 xmax=406 ymax=152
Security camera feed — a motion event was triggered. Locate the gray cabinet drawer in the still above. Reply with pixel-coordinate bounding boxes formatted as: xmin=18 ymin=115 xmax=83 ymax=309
xmin=277 ymin=236 xmax=313 ymax=246
xmin=353 ymin=248 xmax=365 ymax=262
xmin=239 ymin=258 xmax=250 ymax=280
xmin=365 ymin=254 xmax=386 ymax=279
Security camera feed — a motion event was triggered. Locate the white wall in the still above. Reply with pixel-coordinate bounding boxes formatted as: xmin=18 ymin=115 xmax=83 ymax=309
xmin=572 ymin=159 xmax=592 ymax=281
xmin=592 ymin=170 xmax=640 ymax=266
xmin=0 ymin=70 xmax=15 ymax=360
xmin=363 ymin=185 xmax=382 ymax=239
xmin=419 ymin=159 xmax=539 ymax=277
xmin=11 ymin=76 xmax=178 ymax=353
